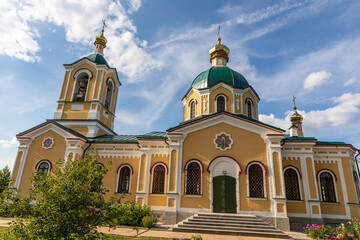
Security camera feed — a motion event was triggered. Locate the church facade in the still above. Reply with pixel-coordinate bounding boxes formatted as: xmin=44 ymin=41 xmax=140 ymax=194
xmin=10 ymin=29 xmax=360 ymax=231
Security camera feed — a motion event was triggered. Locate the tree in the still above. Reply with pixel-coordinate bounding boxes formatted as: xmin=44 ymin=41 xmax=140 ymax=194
xmin=0 ymin=166 xmax=10 ymax=194
xmin=2 ymin=152 xmax=113 ymax=239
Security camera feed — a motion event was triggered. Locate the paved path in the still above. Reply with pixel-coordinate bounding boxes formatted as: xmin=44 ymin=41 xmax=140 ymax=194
xmin=0 ymin=218 xmax=311 ymax=240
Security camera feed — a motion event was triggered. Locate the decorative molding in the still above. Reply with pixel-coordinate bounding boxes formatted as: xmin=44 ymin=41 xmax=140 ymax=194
xmin=42 ymin=137 xmax=54 ymax=149
xmin=213 ymin=132 xmax=233 ymax=151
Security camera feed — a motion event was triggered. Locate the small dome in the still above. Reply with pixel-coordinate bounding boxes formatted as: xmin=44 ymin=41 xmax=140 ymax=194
xmin=290 ymin=107 xmax=303 ymax=122
xmin=191 ymin=66 xmax=250 ymax=89
xmin=86 ymin=53 xmax=108 ymax=66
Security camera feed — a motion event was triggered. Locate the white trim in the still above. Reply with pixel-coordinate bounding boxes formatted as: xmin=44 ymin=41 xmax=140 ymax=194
xmin=184 ymin=160 xmax=203 ymax=195
xmin=70 ymin=104 xmax=84 ymax=110
xmin=337 ymin=160 xmax=351 ymax=218
xmin=150 ymin=162 xmax=168 ymax=194
xmin=246 ymin=162 xmax=267 ymax=198
xmin=317 ymin=169 xmax=339 ymax=203
xmin=208 ymin=156 xmax=241 ymax=213
xmin=116 ymin=164 xmax=133 ymax=194
xmin=283 ymin=166 xmax=303 ymax=200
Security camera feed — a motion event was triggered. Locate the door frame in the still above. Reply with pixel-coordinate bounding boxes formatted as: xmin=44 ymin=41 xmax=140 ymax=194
xmin=208 ymin=156 xmax=241 ymax=213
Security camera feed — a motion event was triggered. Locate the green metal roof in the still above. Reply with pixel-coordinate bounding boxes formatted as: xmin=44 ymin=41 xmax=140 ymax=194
xmin=86 ymin=53 xmax=109 ymax=66
xmin=191 ymin=66 xmax=250 ymax=89
xmin=89 ymin=132 xmax=167 ymax=143
xmin=167 ymin=112 xmax=285 ymax=133
xmin=316 ymin=141 xmax=349 ymax=145
xmin=284 ymin=137 xmax=317 ymax=141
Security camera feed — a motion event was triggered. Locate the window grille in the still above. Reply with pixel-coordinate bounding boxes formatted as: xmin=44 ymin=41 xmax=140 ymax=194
xmin=186 ymin=162 xmax=201 ymax=194
xmin=152 ymin=165 xmax=165 ymax=194
xmin=217 ymin=96 xmax=225 ymax=112
xmin=353 ymin=172 xmax=360 ymax=203
xmin=118 ymin=166 xmax=131 ymax=193
xmin=249 ymin=164 xmax=264 ymax=197
xmin=37 ymin=162 xmax=50 ymax=173
xmin=284 ymin=168 xmax=300 ymax=200
xmin=190 ymin=101 xmax=196 ymax=119
xmin=320 ymin=172 xmax=336 ymax=202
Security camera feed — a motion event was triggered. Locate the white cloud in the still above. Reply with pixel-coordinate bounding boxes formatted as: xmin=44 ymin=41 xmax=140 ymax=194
xmin=344 ymin=77 xmax=356 ymax=87
xmin=260 ymin=92 xmax=360 ymax=141
xmin=0 ymin=137 xmax=17 ymax=149
xmin=303 ymin=71 xmax=332 ymax=91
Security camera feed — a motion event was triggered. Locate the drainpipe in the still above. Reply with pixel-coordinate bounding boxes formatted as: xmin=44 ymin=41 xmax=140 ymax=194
xmin=82 ymin=140 xmax=93 ymax=158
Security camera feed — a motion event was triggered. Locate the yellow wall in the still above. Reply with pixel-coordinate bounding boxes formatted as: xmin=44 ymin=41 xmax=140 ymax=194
xmin=306 ymin=157 xmax=317 ymax=199
xmin=315 ymin=161 xmax=346 ymax=215
xmin=97 ymin=156 xmax=140 ymax=202
xmin=169 ymin=150 xmax=177 ymax=192
xmin=147 ymin=154 xmax=169 ymax=206
xmin=180 ymin=122 xmax=270 ymax=212
xmin=242 ymin=91 xmax=258 ymax=120
xmin=282 ymin=158 xmax=306 ymax=214
xmin=138 ymin=154 xmax=146 ymax=192
xmin=184 ymin=91 xmax=201 ymax=120
xmin=273 ymin=152 xmax=283 ymax=196
xmin=209 ymin=86 xmax=233 ymax=113
xmin=59 ymin=71 xmax=70 ymax=100
xmin=18 ymin=130 xmax=67 ymax=197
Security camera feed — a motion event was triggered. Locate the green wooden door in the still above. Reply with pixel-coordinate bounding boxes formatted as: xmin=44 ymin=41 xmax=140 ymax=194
xmin=213 ymin=175 xmax=237 ymax=213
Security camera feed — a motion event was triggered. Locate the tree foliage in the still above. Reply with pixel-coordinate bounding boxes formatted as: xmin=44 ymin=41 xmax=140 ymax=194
xmin=0 ymin=166 xmax=10 ymax=194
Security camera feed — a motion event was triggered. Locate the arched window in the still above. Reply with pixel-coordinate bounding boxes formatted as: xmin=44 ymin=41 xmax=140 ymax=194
xmin=190 ymin=100 xmax=196 ymax=119
xmin=284 ymin=168 xmax=301 ymax=200
xmin=319 ymin=171 xmax=336 ymax=202
xmin=117 ymin=165 xmax=131 ymax=193
xmin=246 ymin=99 xmax=253 ymax=118
xmin=216 ymin=96 xmax=226 ymax=112
xmin=36 ymin=160 xmax=51 ymax=173
xmin=105 ymin=80 xmax=113 ymax=110
xmin=73 ymin=72 xmax=89 ymax=102
xmin=248 ymin=164 xmax=264 ymax=198
xmin=353 ymin=172 xmax=360 ymax=203
xmin=152 ymin=165 xmax=166 ymax=194
xmin=185 ymin=162 xmax=201 ymax=195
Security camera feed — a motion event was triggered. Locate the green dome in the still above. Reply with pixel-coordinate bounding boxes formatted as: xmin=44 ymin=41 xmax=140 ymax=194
xmin=191 ymin=66 xmax=249 ymax=89
xmin=86 ymin=53 xmax=108 ymax=66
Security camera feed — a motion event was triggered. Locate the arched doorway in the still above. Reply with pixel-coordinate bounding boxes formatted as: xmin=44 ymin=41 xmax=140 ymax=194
xmin=208 ymin=156 xmax=241 ymax=213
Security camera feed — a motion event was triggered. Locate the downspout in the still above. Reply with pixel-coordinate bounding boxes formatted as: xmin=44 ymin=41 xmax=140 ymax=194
xmin=82 ymin=140 xmax=93 ymax=158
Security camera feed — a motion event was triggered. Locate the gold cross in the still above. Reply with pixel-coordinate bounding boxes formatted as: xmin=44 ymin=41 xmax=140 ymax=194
xmin=102 ymin=19 xmax=106 ymax=30
xmin=292 ymin=95 xmax=296 ymax=107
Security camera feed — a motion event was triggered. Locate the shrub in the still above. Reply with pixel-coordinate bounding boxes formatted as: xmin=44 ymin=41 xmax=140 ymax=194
xmin=190 ymin=235 xmax=203 ymax=240
xmin=304 ymin=224 xmax=333 ymax=240
xmin=142 ymin=215 xmax=156 ymax=229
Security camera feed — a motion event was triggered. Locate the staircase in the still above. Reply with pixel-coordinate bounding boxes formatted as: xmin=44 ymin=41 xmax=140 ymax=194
xmin=172 ymin=213 xmax=290 ymax=238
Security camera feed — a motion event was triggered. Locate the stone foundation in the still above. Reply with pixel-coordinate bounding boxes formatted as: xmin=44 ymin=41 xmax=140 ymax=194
xmin=258 ymin=216 xmax=290 ymax=231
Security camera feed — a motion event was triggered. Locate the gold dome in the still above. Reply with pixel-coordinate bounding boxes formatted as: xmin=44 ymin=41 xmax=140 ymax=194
xmin=290 ymin=106 xmax=303 ymax=123
xmin=209 ymin=37 xmax=230 ymax=63
xmin=94 ymin=29 xmax=107 ymax=54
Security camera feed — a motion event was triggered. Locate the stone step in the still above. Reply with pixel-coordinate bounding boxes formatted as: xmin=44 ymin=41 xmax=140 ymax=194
xmin=179 ymin=223 xmax=283 ymax=233
xmin=197 ymin=213 xmax=258 ymax=219
xmin=192 ymin=216 xmax=264 ymax=223
xmin=173 ymin=226 xmax=290 ymax=239
xmin=184 ymin=220 xmax=275 ymax=229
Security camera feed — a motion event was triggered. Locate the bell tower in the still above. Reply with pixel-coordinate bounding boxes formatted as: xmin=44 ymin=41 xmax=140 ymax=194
xmin=53 ymin=26 xmax=121 ymax=137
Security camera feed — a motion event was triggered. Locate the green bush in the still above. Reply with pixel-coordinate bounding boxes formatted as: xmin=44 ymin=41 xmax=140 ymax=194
xmin=142 ymin=215 xmax=156 ymax=229
xmin=190 ymin=235 xmax=203 ymax=240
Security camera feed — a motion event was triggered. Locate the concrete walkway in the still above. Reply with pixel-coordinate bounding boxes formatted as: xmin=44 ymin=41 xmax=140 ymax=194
xmin=0 ymin=218 xmax=311 ymax=240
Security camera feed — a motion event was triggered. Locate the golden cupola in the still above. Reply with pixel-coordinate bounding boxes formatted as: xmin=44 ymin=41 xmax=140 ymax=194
xmin=290 ymin=102 xmax=304 ymax=137
xmin=209 ymin=36 xmax=230 ymax=66
xmin=94 ymin=29 xmax=107 ymax=54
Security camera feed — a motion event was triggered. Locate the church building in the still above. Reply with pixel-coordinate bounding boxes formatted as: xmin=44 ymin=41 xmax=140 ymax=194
xmin=10 ymin=29 xmax=360 ymax=231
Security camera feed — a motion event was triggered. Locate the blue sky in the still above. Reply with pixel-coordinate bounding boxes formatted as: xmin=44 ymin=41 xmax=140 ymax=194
xmin=1 ymin=0 xmax=360 ymax=170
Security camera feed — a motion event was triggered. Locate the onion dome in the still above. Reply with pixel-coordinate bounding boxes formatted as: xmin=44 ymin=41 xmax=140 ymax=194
xmin=209 ymin=37 xmax=230 ymax=65
xmin=191 ymin=66 xmax=249 ymax=89
xmin=290 ymin=106 xmax=303 ymax=123
xmin=94 ymin=29 xmax=107 ymax=54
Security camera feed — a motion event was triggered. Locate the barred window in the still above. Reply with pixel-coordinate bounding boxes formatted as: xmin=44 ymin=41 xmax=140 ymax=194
xmin=320 ymin=172 xmax=336 ymax=202
xmin=190 ymin=101 xmax=196 ymax=119
xmin=118 ymin=166 xmax=131 ymax=193
xmin=284 ymin=168 xmax=301 ymax=200
xmin=152 ymin=165 xmax=165 ymax=194
xmin=249 ymin=164 xmax=264 ymax=198
xmin=186 ymin=162 xmax=201 ymax=195
xmin=217 ymin=96 xmax=225 ymax=112
xmin=37 ymin=161 xmax=50 ymax=173
xmin=353 ymin=172 xmax=360 ymax=203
